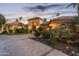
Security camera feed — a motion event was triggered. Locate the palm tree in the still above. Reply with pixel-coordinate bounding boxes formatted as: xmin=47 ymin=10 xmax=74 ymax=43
xmin=16 ymin=17 xmax=23 ymax=22
xmin=43 ymin=18 xmax=47 ymax=23
xmin=66 ymin=3 xmax=79 ymax=23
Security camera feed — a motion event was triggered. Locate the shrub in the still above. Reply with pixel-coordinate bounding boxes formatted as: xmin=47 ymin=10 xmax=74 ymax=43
xmin=0 ymin=30 xmax=6 ymax=34
xmin=9 ymin=29 xmax=13 ymax=34
xmin=34 ymin=30 xmax=41 ymax=37
xmin=29 ymin=30 xmax=32 ymax=33
xmin=42 ymin=31 xmax=50 ymax=38
xmin=2 ymin=30 xmax=7 ymax=34
xmin=48 ymin=36 xmax=58 ymax=45
xmin=34 ymin=27 xmax=51 ymax=38
xmin=38 ymin=27 xmax=43 ymax=31
xmin=61 ymin=31 xmax=71 ymax=39
xmin=15 ymin=28 xmax=26 ymax=33
xmin=34 ymin=27 xmax=43 ymax=37
xmin=25 ymin=29 xmax=28 ymax=33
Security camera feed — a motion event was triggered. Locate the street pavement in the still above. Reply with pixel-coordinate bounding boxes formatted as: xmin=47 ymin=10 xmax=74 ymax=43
xmin=0 ymin=34 xmax=67 ymax=56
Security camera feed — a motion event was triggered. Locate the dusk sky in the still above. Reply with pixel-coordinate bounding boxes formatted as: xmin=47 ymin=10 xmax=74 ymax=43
xmin=0 ymin=3 xmax=77 ymax=24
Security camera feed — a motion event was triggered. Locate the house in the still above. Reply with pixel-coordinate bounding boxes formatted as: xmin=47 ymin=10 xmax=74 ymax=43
xmin=6 ymin=20 xmax=24 ymax=34
xmin=40 ymin=22 xmax=49 ymax=31
xmin=28 ymin=17 xmax=44 ymax=33
xmin=47 ymin=16 xmax=75 ymax=32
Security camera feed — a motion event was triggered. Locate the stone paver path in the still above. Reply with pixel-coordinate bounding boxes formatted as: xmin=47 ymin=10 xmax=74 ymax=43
xmin=0 ymin=34 xmax=67 ymax=56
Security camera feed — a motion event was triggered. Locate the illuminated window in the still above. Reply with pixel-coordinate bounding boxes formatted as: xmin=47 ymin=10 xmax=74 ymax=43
xmin=49 ymin=23 xmax=58 ymax=29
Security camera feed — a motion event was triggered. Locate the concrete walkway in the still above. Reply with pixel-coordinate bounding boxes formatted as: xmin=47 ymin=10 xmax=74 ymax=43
xmin=0 ymin=34 xmax=67 ymax=56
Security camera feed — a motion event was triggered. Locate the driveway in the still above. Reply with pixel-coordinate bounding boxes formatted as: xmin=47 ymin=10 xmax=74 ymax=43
xmin=0 ymin=34 xmax=67 ymax=56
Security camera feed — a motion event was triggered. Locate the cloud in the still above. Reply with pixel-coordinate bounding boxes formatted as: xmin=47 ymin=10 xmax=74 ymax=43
xmin=22 ymin=3 xmax=77 ymax=17
xmin=22 ymin=4 xmax=65 ymax=12
xmin=0 ymin=3 xmax=77 ymax=20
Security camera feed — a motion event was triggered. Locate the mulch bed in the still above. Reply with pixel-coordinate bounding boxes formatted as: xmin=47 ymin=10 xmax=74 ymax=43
xmin=30 ymin=36 xmax=79 ymax=56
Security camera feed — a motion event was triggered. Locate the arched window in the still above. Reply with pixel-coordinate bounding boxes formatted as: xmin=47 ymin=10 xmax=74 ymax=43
xmin=59 ymin=24 xmax=66 ymax=29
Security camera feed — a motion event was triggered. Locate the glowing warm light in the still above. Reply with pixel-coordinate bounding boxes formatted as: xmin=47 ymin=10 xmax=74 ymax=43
xmin=49 ymin=23 xmax=58 ymax=29
xmin=36 ymin=26 xmax=39 ymax=28
xmin=28 ymin=26 xmax=31 ymax=29
xmin=47 ymin=28 xmax=49 ymax=31
xmin=49 ymin=24 xmax=52 ymax=27
xmin=52 ymin=23 xmax=58 ymax=29
xmin=33 ymin=22 xmax=36 ymax=26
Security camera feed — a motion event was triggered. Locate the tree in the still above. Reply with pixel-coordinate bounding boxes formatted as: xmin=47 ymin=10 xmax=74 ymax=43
xmin=0 ymin=14 xmax=6 ymax=34
xmin=66 ymin=3 xmax=79 ymax=29
xmin=15 ymin=17 xmax=23 ymax=22
xmin=0 ymin=14 xmax=6 ymax=25
xmin=19 ymin=16 xmax=23 ymax=20
xmin=43 ymin=18 xmax=47 ymax=23
xmin=66 ymin=3 xmax=79 ymax=40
